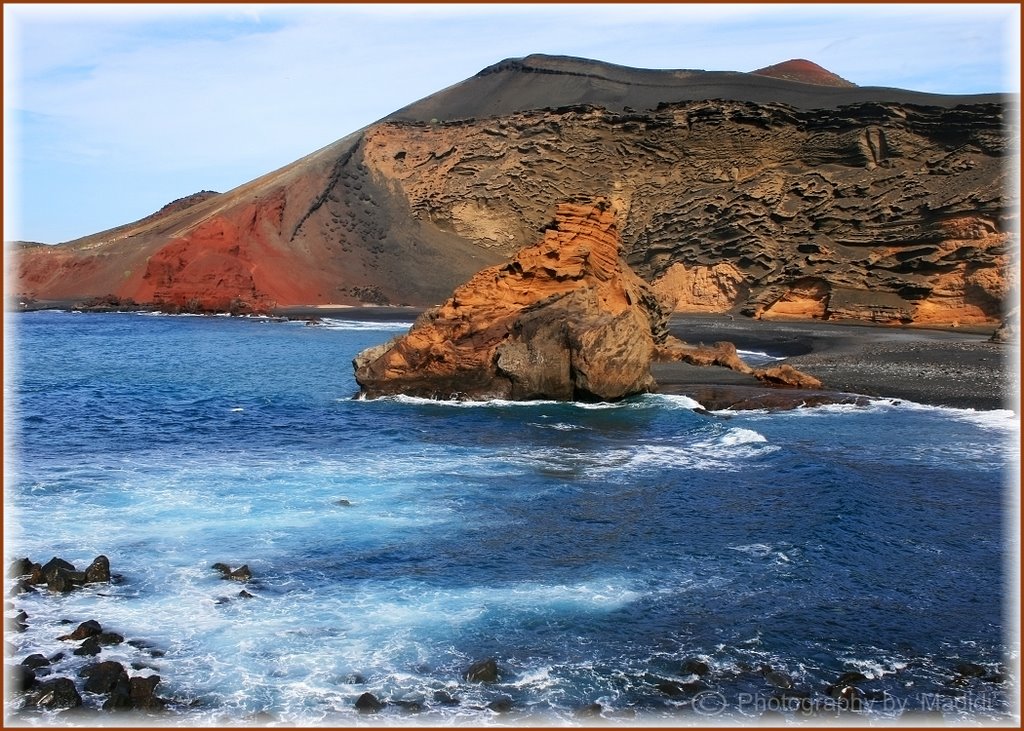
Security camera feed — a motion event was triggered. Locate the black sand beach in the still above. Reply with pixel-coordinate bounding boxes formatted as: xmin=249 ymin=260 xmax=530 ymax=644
xmin=657 ymin=315 xmax=1016 ymax=412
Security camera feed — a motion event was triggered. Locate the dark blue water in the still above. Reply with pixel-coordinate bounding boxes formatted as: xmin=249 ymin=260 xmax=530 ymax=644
xmin=5 ymin=311 xmax=1017 ymax=724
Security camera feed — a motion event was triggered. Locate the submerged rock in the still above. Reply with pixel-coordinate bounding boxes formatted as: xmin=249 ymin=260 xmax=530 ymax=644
xmin=681 ymin=658 xmax=711 ymax=677
xmin=212 ymin=563 xmax=253 ymax=581
xmin=354 ymin=200 xmax=670 ymax=402
xmin=463 ymin=658 xmax=501 ymax=683
xmin=765 ymin=670 xmax=794 ymax=689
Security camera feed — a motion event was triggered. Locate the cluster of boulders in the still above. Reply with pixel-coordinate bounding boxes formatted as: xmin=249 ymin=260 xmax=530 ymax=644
xmin=15 ymin=644 xmax=168 ymax=713
xmin=6 ymin=555 xmax=170 ymax=715
xmin=10 ymin=629 xmax=169 ymax=714
xmin=8 ymin=555 xmax=112 ymax=594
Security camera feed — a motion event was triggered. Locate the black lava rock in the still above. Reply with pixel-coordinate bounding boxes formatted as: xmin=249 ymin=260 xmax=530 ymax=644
xmin=60 ymin=620 xmax=102 ymax=641
xmin=81 ymin=661 xmax=129 ymax=694
xmin=463 ymin=658 xmax=500 ymax=683
xmin=84 ymin=556 xmax=111 ymax=584
xmin=355 ymin=692 xmax=383 ymax=713
xmin=24 ymin=677 xmax=82 ymax=710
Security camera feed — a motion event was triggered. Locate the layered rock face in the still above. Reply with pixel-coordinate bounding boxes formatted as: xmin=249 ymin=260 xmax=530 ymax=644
xmin=361 ymin=101 xmax=1014 ymax=326
xmin=12 ymin=55 xmax=1015 ymax=327
xmin=353 ymin=201 xmax=668 ymax=401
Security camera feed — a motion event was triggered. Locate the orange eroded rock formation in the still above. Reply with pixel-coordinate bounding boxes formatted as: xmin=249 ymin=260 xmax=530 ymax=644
xmin=353 ymin=200 xmax=670 ymax=401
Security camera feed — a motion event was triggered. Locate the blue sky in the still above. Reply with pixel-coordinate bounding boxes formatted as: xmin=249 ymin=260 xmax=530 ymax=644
xmin=4 ymin=3 xmax=1020 ymax=244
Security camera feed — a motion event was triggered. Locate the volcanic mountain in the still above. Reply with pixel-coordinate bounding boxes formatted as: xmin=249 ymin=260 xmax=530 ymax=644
xmin=12 ymin=54 xmax=1017 ymax=325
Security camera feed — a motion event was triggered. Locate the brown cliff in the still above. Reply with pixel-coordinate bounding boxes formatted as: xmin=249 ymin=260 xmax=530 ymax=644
xmin=11 ymin=55 xmax=1016 ymax=329
xmin=353 ymin=201 xmax=669 ymax=401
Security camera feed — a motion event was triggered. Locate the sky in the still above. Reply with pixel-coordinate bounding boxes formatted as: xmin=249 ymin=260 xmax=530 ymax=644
xmin=4 ymin=3 xmax=1020 ymax=245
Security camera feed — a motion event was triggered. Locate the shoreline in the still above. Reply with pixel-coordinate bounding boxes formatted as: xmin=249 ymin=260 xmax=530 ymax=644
xmin=11 ymin=305 xmax=1015 ymax=412
xmin=657 ymin=315 xmax=1016 ymax=413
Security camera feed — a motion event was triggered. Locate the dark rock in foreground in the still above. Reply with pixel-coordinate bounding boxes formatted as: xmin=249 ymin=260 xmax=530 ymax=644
xmin=463 ymin=658 xmax=501 ymax=683
xmin=355 ymin=692 xmax=384 ymax=713
xmin=24 ymin=677 xmax=82 ymax=710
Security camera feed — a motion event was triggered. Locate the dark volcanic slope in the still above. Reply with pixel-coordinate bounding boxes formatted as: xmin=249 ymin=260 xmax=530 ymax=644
xmin=12 ymin=54 xmax=1017 ymax=325
xmin=389 ymin=55 xmax=1003 ymax=123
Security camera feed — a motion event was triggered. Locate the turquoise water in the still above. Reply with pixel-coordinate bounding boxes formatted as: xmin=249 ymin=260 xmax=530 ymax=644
xmin=4 ymin=311 xmax=1018 ymax=724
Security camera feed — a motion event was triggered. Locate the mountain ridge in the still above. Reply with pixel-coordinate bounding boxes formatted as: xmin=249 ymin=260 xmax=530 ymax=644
xmin=11 ymin=54 xmax=1017 ymax=326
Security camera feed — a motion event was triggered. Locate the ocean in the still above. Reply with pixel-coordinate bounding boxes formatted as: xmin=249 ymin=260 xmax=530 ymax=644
xmin=5 ymin=311 xmax=1018 ymax=725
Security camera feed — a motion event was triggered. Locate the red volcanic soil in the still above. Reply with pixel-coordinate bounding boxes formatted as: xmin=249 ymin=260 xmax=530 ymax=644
xmin=751 ymin=59 xmax=857 ymax=87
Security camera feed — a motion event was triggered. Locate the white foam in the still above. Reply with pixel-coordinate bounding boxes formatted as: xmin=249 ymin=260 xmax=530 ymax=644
xmin=729 ymin=543 xmax=773 ymax=557
xmin=642 ymin=393 xmax=705 ymax=411
xmin=737 ymin=349 xmax=786 ymax=364
xmin=529 ymin=422 xmax=587 ymax=431
xmin=314 ymin=318 xmax=414 ymax=331
xmin=595 ymin=427 xmax=776 ymax=474
xmin=719 ymin=427 xmax=767 ymax=446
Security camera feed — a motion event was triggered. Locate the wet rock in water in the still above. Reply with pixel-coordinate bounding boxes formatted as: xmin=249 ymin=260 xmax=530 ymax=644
xmin=765 ymin=670 xmax=793 ymax=689
xmin=212 ymin=562 xmax=253 ymax=581
xmin=955 ymin=662 xmax=987 ymax=678
xmin=80 ymin=661 xmax=129 ymax=694
xmin=11 ymin=579 xmax=38 ymax=595
xmin=73 ymin=637 xmax=103 ymax=657
xmin=830 ymin=685 xmax=865 ymax=710
xmin=59 ymin=619 xmax=103 ymax=641
xmin=130 ymin=675 xmax=167 ymax=711
xmin=355 ymin=692 xmax=384 ymax=713
xmin=835 ymin=671 xmax=869 ymax=686
xmin=84 ymin=556 xmax=111 ymax=584
xmin=574 ymin=702 xmax=603 ymax=718
xmin=335 ymin=499 xmax=353 ymax=506
xmin=8 ymin=609 xmax=29 ymax=632
xmin=95 ymin=632 xmax=124 ymax=646
xmin=103 ymin=674 xmax=134 ymax=711
xmin=342 ymin=672 xmax=365 ymax=685
xmin=682 ymin=658 xmax=711 ymax=677
xmin=8 ymin=558 xmax=43 ymax=582
xmin=463 ymin=658 xmax=500 ymax=683
xmin=238 ymin=590 xmax=255 ymax=599
xmin=487 ymin=696 xmax=514 ymax=713
xmin=46 ymin=569 xmax=76 ymax=594
xmin=24 ymin=677 xmax=82 ymax=710
xmin=40 ymin=557 xmax=76 ymax=582
xmin=12 ymin=665 xmax=37 ymax=693
xmin=393 ymin=699 xmax=424 ymax=713
xmin=984 ymin=669 xmax=1008 ymax=684
xmin=433 ymin=690 xmax=460 ymax=706
xmin=21 ymin=654 xmax=51 ymax=671
xmin=229 ymin=565 xmax=252 ymax=581
xmin=657 ymin=679 xmax=707 ymax=697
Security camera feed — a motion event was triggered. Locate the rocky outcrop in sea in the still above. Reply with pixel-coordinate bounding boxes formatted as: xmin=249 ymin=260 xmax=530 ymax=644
xmin=354 ymin=199 xmax=670 ymax=401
